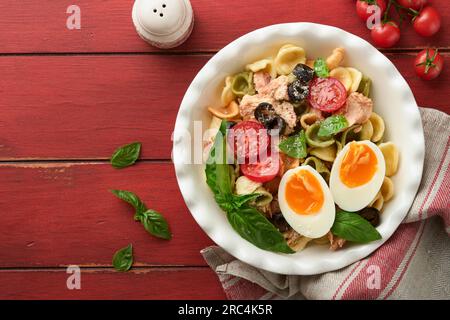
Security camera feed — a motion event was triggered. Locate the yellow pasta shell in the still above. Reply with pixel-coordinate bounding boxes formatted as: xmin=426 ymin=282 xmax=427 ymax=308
xmin=369 ymin=192 xmax=384 ymax=211
xmin=347 ymin=67 xmax=363 ymax=92
xmin=329 ymin=67 xmax=352 ymax=92
xmin=221 ymin=76 xmax=235 ymax=106
xmin=379 ymin=142 xmax=399 ymax=177
xmin=275 ymin=44 xmax=306 ymax=75
xmin=246 ymin=58 xmax=277 ymax=78
xmin=369 ymin=112 xmax=385 ymax=143
xmin=380 ymin=176 xmax=394 ymax=202
xmin=359 ymin=120 xmax=374 ymax=141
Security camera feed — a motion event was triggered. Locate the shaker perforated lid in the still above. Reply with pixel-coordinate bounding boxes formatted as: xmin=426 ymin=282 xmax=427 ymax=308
xmin=132 ymin=0 xmax=194 ymax=49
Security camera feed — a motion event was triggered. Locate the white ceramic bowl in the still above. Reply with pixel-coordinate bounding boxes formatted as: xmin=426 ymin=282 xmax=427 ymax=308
xmin=173 ymin=23 xmax=424 ymax=275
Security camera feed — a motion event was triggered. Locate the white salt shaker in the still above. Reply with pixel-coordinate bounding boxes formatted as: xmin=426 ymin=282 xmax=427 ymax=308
xmin=132 ymin=0 xmax=194 ymax=49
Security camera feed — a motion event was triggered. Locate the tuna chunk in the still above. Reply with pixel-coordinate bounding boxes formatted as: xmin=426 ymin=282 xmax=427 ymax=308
xmin=273 ymin=101 xmax=297 ymax=128
xmin=258 ymin=75 xmax=290 ymax=101
xmin=336 ymin=92 xmax=373 ymax=126
xmin=239 ymin=94 xmax=275 ymax=118
xmin=253 ymin=71 xmax=272 ymax=92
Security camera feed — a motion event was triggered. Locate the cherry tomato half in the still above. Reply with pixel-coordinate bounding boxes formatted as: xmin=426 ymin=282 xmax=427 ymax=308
xmin=227 ymin=120 xmax=269 ymax=162
xmin=397 ymin=0 xmax=427 ymax=10
xmin=370 ymin=21 xmax=401 ymax=48
xmin=356 ymin=0 xmax=386 ymax=22
xmin=308 ymin=77 xmax=347 ymax=112
xmin=414 ymin=48 xmax=444 ymax=80
xmin=241 ymin=152 xmax=280 ymax=183
xmin=413 ymin=6 xmax=441 ymax=37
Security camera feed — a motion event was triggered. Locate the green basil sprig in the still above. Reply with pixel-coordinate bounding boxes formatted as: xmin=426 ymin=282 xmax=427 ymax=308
xmin=110 ymin=189 xmax=171 ymax=240
xmin=314 ymin=58 xmax=329 ymax=78
xmin=331 ymin=210 xmax=382 ymax=243
xmin=278 ymin=130 xmax=307 ymax=159
xmin=318 ymin=115 xmax=348 ymax=138
xmin=112 ymin=244 xmax=133 ymax=272
xmin=205 ymin=121 xmax=294 ymax=254
xmin=110 ymin=142 xmax=141 ymax=169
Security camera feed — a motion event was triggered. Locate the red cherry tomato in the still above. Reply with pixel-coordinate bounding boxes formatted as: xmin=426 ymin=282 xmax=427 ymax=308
xmin=370 ymin=22 xmax=401 ymax=48
xmin=413 ymin=6 xmax=441 ymax=37
xmin=397 ymin=0 xmax=427 ymax=10
xmin=308 ymin=77 xmax=347 ymax=112
xmin=227 ymin=120 xmax=269 ymax=161
xmin=241 ymin=152 xmax=280 ymax=183
xmin=414 ymin=48 xmax=444 ymax=80
xmin=356 ymin=0 xmax=386 ymax=22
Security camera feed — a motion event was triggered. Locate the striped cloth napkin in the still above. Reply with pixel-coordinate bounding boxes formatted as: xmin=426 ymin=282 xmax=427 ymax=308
xmin=202 ymin=107 xmax=450 ymax=300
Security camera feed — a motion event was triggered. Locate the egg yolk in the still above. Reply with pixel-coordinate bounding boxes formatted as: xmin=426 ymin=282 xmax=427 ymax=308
xmin=340 ymin=142 xmax=378 ymax=188
xmin=285 ymin=170 xmax=324 ymax=215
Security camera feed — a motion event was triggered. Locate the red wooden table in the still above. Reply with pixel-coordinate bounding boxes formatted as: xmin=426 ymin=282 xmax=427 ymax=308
xmin=0 ymin=0 xmax=448 ymax=300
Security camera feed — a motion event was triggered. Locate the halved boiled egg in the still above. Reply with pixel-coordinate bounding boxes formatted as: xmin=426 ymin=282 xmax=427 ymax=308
xmin=330 ymin=140 xmax=385 ymax=212
xmin=278 ymin=166 xmax=335 ymax=239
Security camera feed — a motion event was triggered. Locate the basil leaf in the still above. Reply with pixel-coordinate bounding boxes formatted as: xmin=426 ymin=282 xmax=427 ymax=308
xmin=110 ymin=142 xmax=141 ymax=169
xmin=111 ymin=190 xmax=171 ymax=239
xmin=112 ymin=244 xmax=133 ymax=272
xmin=110 ymin=189 xmax=147 ymax=219
xmin=140 ymin=210 xmax=172 ymax=240
xmin=318 ymin=115 xmax=348 ymax=138
xmin=278 ymin=130 xmax=307 ymax=159
xmin=205 ymin=121 xmax=233 ymax=196
xmin=204 ymin=120 xmax=294 ymax=254
xmin=232 ymin=193 xmax=261 ymax=208
xmin=314 ymin=58 xmax=329 ymax=78
xmin=331 ymin=210 xmax=382 ymax=243
xmin=227 ymin=206 xmax=294 ymax=254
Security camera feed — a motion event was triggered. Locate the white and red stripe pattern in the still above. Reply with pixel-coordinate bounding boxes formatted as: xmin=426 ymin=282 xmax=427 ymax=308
xmin=202 ymin=107 xmax=450 ymax=300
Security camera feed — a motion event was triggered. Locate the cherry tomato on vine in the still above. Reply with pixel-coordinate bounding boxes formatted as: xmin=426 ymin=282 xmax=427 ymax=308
xmin=356 ymin=0 xmax=387 ymax=22
xmin=413 ymin=6 xmax=441 ymax=37
xmin=397 ymin=0 xmax=427 ymax=10
xmin=414 ymin=48 xmax=444 ymax=80
xmin=370 ymin=22 xmax=401 ymax=48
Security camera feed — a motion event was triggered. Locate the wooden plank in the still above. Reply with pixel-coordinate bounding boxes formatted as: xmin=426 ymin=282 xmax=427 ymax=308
xmin=0 ymin=0 xmax=448 ymax=53
xmin=0 ymin=55 xmax=206 ymax=160
xmin=0 ymin=268 xmax=227 ymax=299
xmin=0 ymin=162 xmax=214 ymax=268
xmin=0 ymin=53 xmax=448 ymax=160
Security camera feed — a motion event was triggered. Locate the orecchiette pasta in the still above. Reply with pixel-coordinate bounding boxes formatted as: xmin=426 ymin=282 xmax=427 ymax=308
xmin=300 ymin=113 xmax=321 ymax=130
xmin=312 ymin=234 xmax=330 ymax=245
xmin=359 ymin=120 xmax=374 ymax=141
xmin=284 ymin=229 xmax=312 ymax=252
xmin=246 ymin=58 xmax=277 ymax=78
xmin=231 ymin=71 xmax=255 ymax=97
xmin=207 ymin=101 xmax=239 ymax=119
xmin=310 ymin=144 xmax=337 ymax=162
xmin=369 ymin=192 xmax=384 ymax=211
xmin=274 ymin=44 xmax=306 ymax=75
xmin=347 ymin=67 xmax=363 ymax=92
xmin=329 ymin=67 xmax=352 ymax=92
xmin=380 ymin=176 xmax=394 ymax=202
xmin=303 ymin=156 xmax=331 ymax=182
xmin=379 ymin=142 xmax=399 ymax=177
xmin=221 ymin=76 xmax=235 ymax=106
xmin=369 ymin=112 xmax=385 ymax=143
xmin=326 ymin=47 xmax=345 ymax=70
xmin=306 ymin=123 xmax=335 ymax=148
xmin=235 ymin=175 xmax=262 ymax=195
xmin=253 ymin=187 xmax=273 ymax=207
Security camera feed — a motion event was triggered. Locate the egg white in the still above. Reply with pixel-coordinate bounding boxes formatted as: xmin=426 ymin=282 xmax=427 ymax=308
xmin=330 ymin=140 xmax=386 ymax=212
xmin=278 ymin=165 xmax=336 ymax=239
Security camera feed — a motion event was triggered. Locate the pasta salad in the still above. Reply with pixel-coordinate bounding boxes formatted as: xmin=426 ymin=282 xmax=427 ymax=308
xmin=204 ymin=44 xmax=399 ymax=254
